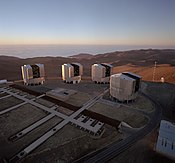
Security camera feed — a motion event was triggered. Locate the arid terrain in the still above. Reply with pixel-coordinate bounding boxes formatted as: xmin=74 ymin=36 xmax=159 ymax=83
xmin=0 ymin=49 xmax=175 ymax=162
xmin=110 ymin=82 xmax=175 ymax=163
xmin=0 ymin=49 xmax=175 ymax=83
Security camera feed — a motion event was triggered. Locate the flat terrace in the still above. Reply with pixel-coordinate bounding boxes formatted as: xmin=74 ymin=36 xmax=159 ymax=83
xmin=0 ymin=84 xmax=121 ymax=163
xmin=22 ymin=79 xmax=108 ymax=97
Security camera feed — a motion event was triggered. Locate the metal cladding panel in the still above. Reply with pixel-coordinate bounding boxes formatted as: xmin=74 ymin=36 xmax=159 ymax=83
xmin=159 ymin=120 xmax=175 ymax=142
xmin=25 ymin=64 xmax=32 ymax=69
xmin=62 ymin=64 xmax=67 ymax=80
xmin=110 ymin=75 xmax=120 ymax=97
xmin=21 ymin=64 xmax=45 ymax=84
xmin=21 ymin=66 xmax=27 ymax=82
xmin=160 ymin=120 xmax=175 ymax=131
xmin=62 ymin=63 xmax=82 ymax=83
xmin=69 ymin=66 xmax=74 ymax=78
xmin=91 ymin=65 xmax=95 ymax=81
xmin=62 ymin=64 xmax=73 ymax=80
xmin=122 ymin=72 xmax=141 ymax=92
xmin=155 ymin=120 xmax=175 ymax=160
xmin=21 ymin=65 xmax=33 ymax=81
xmin=92 ymin=64 xmax=111 ymax=82
xmin=120 ymin=78 xmax=133 ymax=96
xmin=110 ymin=73 xmax=137 ymax=101
xmin=159 ymin=130 xmax=175 ymax=142
xmin=91 ymin=64 xmax=105 ymax=81
xmin=101 ymin=66 xmax=106 ymax=78
xmin=27 ymin=67 xmax=33 ymax=79
xmin=79 ymin=64 xmax=83 ymax=75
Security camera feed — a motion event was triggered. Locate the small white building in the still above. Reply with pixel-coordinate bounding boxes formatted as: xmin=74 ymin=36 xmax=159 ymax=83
xmin=21 ymin=64 xmax=45 ymax=85
xmin=155 ymin=120 xmax=175 ymax=161
xmin=110 ymin=72 xmax=141 ymax=102
xmin=62 ymin=63 xmax=83 ymax=84
xmin=91 ymin=63 xmax=113 ymax=84
xmin=0 ymin=79 xmax=7 ymax=85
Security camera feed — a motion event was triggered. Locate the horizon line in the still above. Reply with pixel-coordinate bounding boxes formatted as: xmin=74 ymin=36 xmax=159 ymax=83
xmin=0 ymin=43 xmax=175 ymax=47
xmin=1 ymin=48 xmax=175 ymax=59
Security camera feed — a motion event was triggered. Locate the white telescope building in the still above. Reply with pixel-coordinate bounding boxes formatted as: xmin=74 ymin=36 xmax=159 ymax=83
xmin=21 ymin=64 xmax=45 ymax=85
xmin=62 ymin=63 xmax=83 ymax=84
xmin=91 ymin=63 xmax=113 ymax=84
xmin=110 ymin=72 xmax=141 ymax=102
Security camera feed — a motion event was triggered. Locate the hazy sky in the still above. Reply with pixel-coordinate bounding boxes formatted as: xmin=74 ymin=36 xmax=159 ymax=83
xmin=0 ymin=0 xmax=175 ymax=46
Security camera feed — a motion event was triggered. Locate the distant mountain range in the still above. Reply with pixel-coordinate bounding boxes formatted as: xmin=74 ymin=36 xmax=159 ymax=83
xmin=0 ymin=49 xmax=175 ymax=83
xmin=69 ymin=53 xmax=93 ymax=59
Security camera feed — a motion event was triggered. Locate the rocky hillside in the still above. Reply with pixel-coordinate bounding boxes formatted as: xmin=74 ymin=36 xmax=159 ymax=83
xmin=0 ymin=49 xmax=175 ymax=82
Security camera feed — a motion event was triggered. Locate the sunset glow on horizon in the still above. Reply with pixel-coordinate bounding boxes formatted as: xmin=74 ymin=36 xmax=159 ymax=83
xmin=0 ymin=0 xmax=175 ymax=47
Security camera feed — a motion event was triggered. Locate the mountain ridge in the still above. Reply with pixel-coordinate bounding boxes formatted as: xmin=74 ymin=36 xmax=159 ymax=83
xmin=0 ymin=49 xmax=175 ymax=82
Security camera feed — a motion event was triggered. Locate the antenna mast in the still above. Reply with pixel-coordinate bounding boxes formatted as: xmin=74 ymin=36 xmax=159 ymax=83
xmin=152 ymin=61 xmax=157 ymax=82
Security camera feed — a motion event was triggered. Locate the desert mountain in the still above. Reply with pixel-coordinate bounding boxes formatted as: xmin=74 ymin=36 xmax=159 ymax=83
xmin=69 ymin=53 xmax=93 ymax=59
xmin=0 ymin=49 xmax=175 ymax=83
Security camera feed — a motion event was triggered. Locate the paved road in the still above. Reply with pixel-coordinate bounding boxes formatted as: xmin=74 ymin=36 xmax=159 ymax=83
xmin=74 ymin=92 xmax=162 ymax=163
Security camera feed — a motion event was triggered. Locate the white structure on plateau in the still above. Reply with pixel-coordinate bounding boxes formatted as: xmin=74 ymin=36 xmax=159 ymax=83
xmin=110 ymin=72 xmax=141 ymax=102
xmin=62 ymin=63 xmax=83 ymax=84
xmin=91 ymin=63 xmax=113 ymax=84
xmin=155 ymin=120 xmax=175 ymax=161
xmin=21 ymin=64 xmax=45 ymax=85
xmin=0 ymin=79 xmax=7 ymax=85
